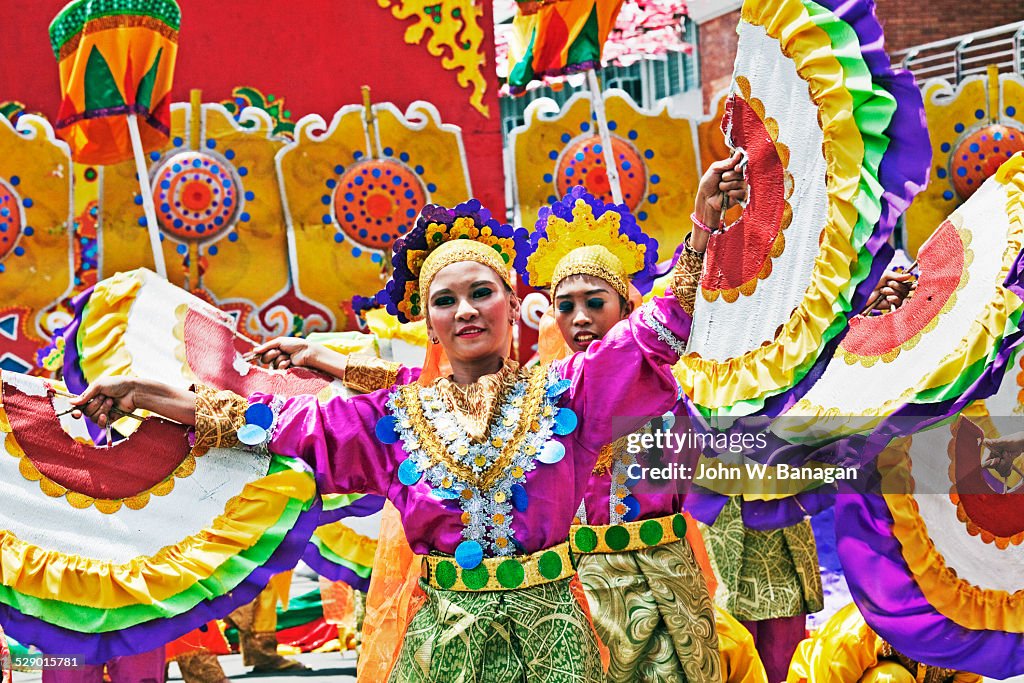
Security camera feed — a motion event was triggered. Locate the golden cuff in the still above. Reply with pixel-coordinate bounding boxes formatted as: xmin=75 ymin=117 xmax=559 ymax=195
xmin=570 ymin=513 xmax=688 ymax=554
xmin=671 ymin=239 xmax=705 ymax=317
xmin=342 ymin=356 xmax=402 ymax=394
xmin=421 ymin=542 xmax=575 ymax=592
xmin=194 ymin=385 xmax=248 ymax=452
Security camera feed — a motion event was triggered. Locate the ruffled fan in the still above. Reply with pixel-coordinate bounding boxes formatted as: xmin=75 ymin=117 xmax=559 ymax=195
xmin=674 ymin=0 xmax=930 ymax=418
xmin=0 ymin=372 xmax=319 ymax=663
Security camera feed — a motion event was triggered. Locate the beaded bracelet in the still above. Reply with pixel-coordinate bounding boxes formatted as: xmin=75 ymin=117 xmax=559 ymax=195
xmin=690 ymin=211 xmax=718 ymax=235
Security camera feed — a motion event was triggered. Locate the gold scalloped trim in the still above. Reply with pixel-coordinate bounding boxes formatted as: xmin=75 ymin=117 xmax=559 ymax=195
xmin=877 ymin=426 xmax=1024 ymax=633
xmin=791 ymin=159 xmax=1024 ymax=419
xmin=701 ymin=75 xmax=794 ymax=304
xmin=788 ymin=385 xmax=918 ymax=421
xmin=395 ymin=364 xmax=548 ymax=491
xmin=837 ymin=223 xmax=973 ymax=367
xmin=1 ymin=407 xmax=199 ymax=515
xmin=948 ymin=418 xmax=1024 ymax=549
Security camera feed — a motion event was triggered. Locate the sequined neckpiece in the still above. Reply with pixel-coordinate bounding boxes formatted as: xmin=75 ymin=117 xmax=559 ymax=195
xmin=375 ymin=364 xmax=580 ymax=570
xmin=432 ymin=359 xmax=520 ymax=443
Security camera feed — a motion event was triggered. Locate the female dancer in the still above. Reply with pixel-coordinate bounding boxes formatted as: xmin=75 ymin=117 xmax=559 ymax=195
xmin=521 ymin=154 xmax=745 ymax=683
xmin=73 ymin=198 xmax=699 ymax=682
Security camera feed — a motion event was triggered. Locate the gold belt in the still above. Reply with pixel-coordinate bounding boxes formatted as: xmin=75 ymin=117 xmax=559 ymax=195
xmin=422 ymin=542 xmax=575 ymax=592
xmin=570 ymin=512 xmax=688 ymax=554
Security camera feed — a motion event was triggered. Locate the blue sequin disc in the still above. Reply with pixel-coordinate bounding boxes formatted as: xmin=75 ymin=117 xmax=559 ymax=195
xmin=454 ymin=540 xmax=484 ymax=569
xmin=397 ymin=458 xmax=422 ymax=486
xmin=552 ymin=408 xmax=578 ymax=435
xmin=375 ymin=416 xmax=400 ymax=444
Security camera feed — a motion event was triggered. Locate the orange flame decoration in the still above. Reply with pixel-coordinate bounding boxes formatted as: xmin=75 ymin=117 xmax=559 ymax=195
xmin=50 ymin=0 xmax=180 ymax=165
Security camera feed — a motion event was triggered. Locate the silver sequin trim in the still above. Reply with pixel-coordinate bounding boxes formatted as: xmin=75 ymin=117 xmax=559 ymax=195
xmin=640 ymin=301 xmax=688 ymax=357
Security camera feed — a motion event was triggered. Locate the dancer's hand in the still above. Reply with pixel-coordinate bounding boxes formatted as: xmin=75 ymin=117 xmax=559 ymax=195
xmin=692 ymin=151 xmax=748 ymax=253
xmin=248 ymin=337 xmax=322 ymax=370
xmin=697 ymin=150 xmax=748 ymax=214
xmin=982 ymin=432 xmax=1024 ymax=477
xmin=72 ymin=378 xmax=197 ymax=428
xmin=72 ymin=377 xmax=140 ymax=428
xmin=867 ymin=270 xmax=916 ymax=312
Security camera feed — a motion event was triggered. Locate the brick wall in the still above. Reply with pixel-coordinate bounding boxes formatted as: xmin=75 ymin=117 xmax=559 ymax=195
xmin=698 ymin=9 xmax=741 ymax=111
xmin=696 ymin=2 xmax=1024 ymax=111
xmin=874 ymin=0 xmax=1024 ymax=52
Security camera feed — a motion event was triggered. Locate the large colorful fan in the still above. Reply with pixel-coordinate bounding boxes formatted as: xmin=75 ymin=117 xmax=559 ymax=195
xmin=779 ymin=155 xmax=1024 ymax=450
xmin=58 ymin=269 xmax=406 ymax=590
xmin=60 ymin=268 xmax=348 ymax=402
xmin=0 ymin=371 xmax=319 ymax=663
xmin=836 ymin=416 xmax=1024 ymax=679
xmin=674 ymin=0 xmax=929 ymax=417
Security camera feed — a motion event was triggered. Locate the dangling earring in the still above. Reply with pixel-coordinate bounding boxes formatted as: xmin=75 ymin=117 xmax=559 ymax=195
xmin=431 ymin=337 xmax=439 ymax=345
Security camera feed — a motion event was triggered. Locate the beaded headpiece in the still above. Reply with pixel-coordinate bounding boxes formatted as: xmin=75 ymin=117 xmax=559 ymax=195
xmin=524 ymin=186 xmax=659 ymax=299
xmin=378 ymin=200 xmax=528 ymax=323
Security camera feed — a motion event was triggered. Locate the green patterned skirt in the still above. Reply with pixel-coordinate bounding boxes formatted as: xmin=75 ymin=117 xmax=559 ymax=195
xmin=702 ymin=497 xmax=824 ymax=621
xmin=389 ymin=577 xmax=604 ymax=683
xmin=576 ymin=538 xmax=722 ymax=683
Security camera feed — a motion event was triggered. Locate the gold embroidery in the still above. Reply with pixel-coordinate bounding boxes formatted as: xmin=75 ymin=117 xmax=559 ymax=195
xmin=879 ymin=642 xmax=960 ymax=683
xmin=592 ymin=436 xmax=629 ymax=475
xmin=194 ymin=385 xmax=248 ymax=453
xmin=343 ymin=355 xmax=401 ymax=394
xmin=593 ymin=443 xmax=616 ymax=475
xmin=433 ymin=359 xmax=519 ymax=442
xmin=672 ymin=242 xmax=706 ymax=316
xmin=398 ymin=364 xmax=549 ymax=490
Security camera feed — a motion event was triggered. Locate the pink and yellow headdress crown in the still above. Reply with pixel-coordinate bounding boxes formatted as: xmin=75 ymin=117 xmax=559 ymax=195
xmin=524 ymin=186 xmax=659 ymax=298
xmin=378 ymin=200 xmax=528 ymax=323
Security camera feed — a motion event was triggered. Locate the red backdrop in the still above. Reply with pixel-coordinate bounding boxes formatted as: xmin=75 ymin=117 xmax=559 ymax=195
xmin=0 ymin=0 xmax=505 ymax=214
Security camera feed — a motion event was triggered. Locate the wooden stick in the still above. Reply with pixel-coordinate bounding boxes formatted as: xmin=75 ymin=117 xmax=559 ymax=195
xmin=48 ymin=387 xmax=146 ymax=422
xmin=127 ymin=114 xmax=167 ymax=278
xmin=586 ymin=70 xmax=624 ymax=205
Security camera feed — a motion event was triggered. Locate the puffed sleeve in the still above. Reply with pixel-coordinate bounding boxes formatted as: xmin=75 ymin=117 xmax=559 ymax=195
xmin=193 ymin=384 xmax=397 ymax=495
xmin=558 ymin=292 xmax=692 ymax=454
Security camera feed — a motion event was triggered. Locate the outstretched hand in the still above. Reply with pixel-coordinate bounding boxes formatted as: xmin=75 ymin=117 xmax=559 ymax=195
xmin=689 ymin=151 xmax=748 ymax=254
xmin=71 ymin=377 xmax=140 ymax=428
xmin=247 ymin=337 xmax=321 ymax=370
xmin=982 ymin=432 xmax=1024 ymax=478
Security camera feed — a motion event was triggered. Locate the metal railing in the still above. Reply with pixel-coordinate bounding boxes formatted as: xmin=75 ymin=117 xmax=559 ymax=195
xmin=895 ymin=21 xmax=1024 ymax=84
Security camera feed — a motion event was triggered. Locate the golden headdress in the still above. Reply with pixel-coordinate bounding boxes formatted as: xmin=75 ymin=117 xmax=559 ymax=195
xmin=379 ymin=200 xmax=528 ymax=323
xmin=524 ymin=186 xmax=659 ymax=299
